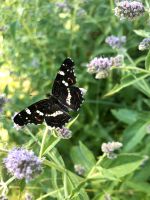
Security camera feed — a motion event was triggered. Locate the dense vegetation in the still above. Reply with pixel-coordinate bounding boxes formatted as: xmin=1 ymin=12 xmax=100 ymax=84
xmin=0 ymin=0 xmax=150 ymax=199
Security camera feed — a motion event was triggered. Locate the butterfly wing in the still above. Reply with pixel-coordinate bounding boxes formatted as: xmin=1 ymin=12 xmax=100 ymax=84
xmin=13 ymin=96 xmax=71 ymax=128
xmin=13 ymin=99 xmax=48 ymax=127
xmin=52 ymin=58 xmax=84 ymax=111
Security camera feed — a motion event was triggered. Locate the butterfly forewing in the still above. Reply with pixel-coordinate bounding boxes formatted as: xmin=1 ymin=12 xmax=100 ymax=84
xmin=52 ymin=58 xmax=84 ymax=111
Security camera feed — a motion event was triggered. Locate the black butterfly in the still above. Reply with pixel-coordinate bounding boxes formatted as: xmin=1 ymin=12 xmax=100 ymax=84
xmin=13 ymin=58 xmax=84 ymax=128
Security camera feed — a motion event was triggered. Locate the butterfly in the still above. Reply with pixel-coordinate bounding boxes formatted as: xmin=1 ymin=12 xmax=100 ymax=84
xmin=13 ymin=58 xmax=84 ymax=128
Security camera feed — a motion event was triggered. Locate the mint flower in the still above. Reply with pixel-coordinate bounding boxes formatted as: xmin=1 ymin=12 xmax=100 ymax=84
xmin=87 ymin=57 xmax=112 ymax=74
xmin=4 ymin=148 xmax=42 ymax=181
xmin=101 ymin=141 xmax=123 ymax=159
xmin=139 ymin=38 xmax=150 ymax=51
xmin=56 ymin=127 xmax=72 ymax=139
xmin=115 ymin=1 xmax=145 ymax=20
xmin=105 ymin=35 xmax=126 ymax=49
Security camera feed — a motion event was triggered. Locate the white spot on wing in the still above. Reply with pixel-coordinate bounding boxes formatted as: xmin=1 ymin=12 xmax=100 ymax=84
xmin=26 ymin=109 xmax=31 ymax=115
xmin=58 ymin=71 xmax=65 ymax=76
xmin=46 ymin=111 xmax=63 ymax=117
xmin=62 ymin=80 xmax=68 ymax=86
xmin=66 ymin=88 xmax=71 ymax=105
xmin=36 ymin=110 xmax=44 ymax=116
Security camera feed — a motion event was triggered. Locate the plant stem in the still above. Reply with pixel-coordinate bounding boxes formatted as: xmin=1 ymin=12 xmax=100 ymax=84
xmin=39 ymin=126 xmax=49 ymax=158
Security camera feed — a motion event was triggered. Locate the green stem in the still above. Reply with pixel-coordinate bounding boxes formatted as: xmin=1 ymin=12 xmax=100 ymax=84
xmin=0 ymin=176 xmax=15 ymax=191
xmin=39 ymin=126 xmax=49 ymax=158
xmin=36 ymin=187 xmax=63 ymax=200
xmin=25 ymin=127 xmax=41 ymax=146
xmin=0 ymin=148 xmax=9 ymax=153
xmin=124 ymin=52 xmax=136 ymax=67
xmin=43 ymin=137 xmax=61 ymax=156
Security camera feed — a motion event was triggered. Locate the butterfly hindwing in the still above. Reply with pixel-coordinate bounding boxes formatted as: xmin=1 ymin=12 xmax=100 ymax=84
xmin=13 ymin=96 xmax=71 ymax=128
xmin=52 ymin=58 xmax=84 ymax=111
xmin=13 ymin=99 xmax=48 ymax=126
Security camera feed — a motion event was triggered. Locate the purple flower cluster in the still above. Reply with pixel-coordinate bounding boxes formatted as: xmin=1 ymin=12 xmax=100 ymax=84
xmin=4 ymin=148 xmax=42 ymax=181
xmin=114 ymin=1 xmax=145 ymax=20
xmin=138 ymin=38 xmax=150 ymax=51
xmin=87 ymin=55 xmax=123 ymax=79
xmin=101 ymin=141 xmax=123 ymax=159
xmin=105 ymin=35 xmax=126 ymax=49
xmin=87 ymin=57 xmax=112 ymax=74
xmin=56 ymin=126 xmax=72 ymax=139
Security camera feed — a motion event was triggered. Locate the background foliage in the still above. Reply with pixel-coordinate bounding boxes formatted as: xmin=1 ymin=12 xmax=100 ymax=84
xmin=0 ymin=0 xmax=150 ymax=199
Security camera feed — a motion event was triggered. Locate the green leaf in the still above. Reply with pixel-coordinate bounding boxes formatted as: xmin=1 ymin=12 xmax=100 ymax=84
xmin=101 ymin=154 xmax=145 ymax=178
xmin=145 ymin=50 xmax=150 ymax=71
xmin=123 ymin=119 xmax=150 ymax=152
xmin=134 ymin=29 xmax=150 ymax=37
xmin=70 ymin=141 xmax=96 ymax=172
xmin=63 ymin=173 xmax=74 ymax=198
xmin=111 ymin=108 xmax=139 ymax=125
xmin=126 ymin=181 xmax=150 ymax=195
xmin=104 ymin=72 xmax=150 ymax=96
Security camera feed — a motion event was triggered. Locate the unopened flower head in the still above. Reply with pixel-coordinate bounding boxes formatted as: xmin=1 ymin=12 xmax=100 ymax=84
xmin=139 ymin=38 xmax=150 ymax=51
xmin=56 ymin=126 xmax=72 ymax=139
xmin=0 ymin=94 xmax=8 ymax=113
xmin=55 ymin=1 xmax=70 ymax=12
xmin=74 ymin=164 xmax=85 ymax=175
xmin=104 ymin=194 xmax=112 ymax=200
xmin=87 ymin=57 xmax=112 ymax=74
xmin=114 ymin=1 xmax=145 ymax=21
xmin=25 ymin=193 xmax=33 ymax=200
xmin=105 ymin=35 xmax=126 ymax=49
xmin=0 ymin=196 xmax=8 ymax=200
xmin=4 ymin=148 xmax=42 ymax=181
xmin=111 ymin=55 xmax=124 ymax=67
xmin=101 ymin=141 xmax=123 ymax=159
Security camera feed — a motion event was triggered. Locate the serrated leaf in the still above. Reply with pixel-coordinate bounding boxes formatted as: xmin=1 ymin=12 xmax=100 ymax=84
xmin=134 ymin=30 xmax=150 ymax=37
xmin=123 ymin=119 xmax=150 ymax=152
xmin=111 ymin=108 xmax=139 ymax=124
xmin=70 ymin=141 xmax=96 ymax=172
xmin=101 ymin=154 xmax=145 ymax=178
xmin=126 ymin=181 xmax=150 ymax=194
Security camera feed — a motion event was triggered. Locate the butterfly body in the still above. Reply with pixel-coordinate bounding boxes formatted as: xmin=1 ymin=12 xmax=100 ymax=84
xmin=13 ymin=58 xmax=84 ymax=128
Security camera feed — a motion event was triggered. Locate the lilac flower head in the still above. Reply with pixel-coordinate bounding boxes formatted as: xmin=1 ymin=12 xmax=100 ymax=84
xmin=87 ymin=57 xmax=112 ymax=73
xmin=138 ymin=38 xmax=150 ymax=51
xmin=0 ymin=94 xmax=8 ymax=113
xmin=56 ymin=126 xmax=72 ymax=139
xmin=101 ymin=141 xmax=123 ymax=159
xmin=4 ymin=148 xmax=42 ymax=181
xmin=114 ymin=1 xmax=145 ymax=20
xmin=105 ymin=35 xmax=126 ymax=49
xmin=74 ymin=164 xmax=85 ymax=175
xmin=87 ymin=57 xmax=112 ymax=79
xmin=111 ymin=55 xmax=124 ymax=67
